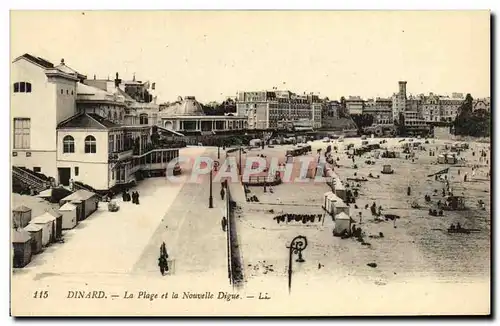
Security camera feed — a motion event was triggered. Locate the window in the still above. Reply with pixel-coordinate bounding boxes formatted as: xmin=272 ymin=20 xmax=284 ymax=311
xmin=13 ymin=118 xmax=30 ymax=149
xmin=75 ymin=167 xmax=79 ymax=176
xmin=33 ymin=167 xmax=41 ymax=173
xmin=109 ymin=135 xmax=114 ymax=152
xmin=66 ymin=90 xmax=69 ymax=95
xmin=139 ymin=114 xmax=149 ymax=125
xmin=71 ymin=90 xmax=74 ymax=95
xmin=63 ymin=135 xmax=75 ymax=153
xmin=61 ymin=89 xmax=63 ymax=94
xmin=13 ymin=82 xmax=32 ymax=93
xmin=85 ymin=135 xmax=97 ymax=153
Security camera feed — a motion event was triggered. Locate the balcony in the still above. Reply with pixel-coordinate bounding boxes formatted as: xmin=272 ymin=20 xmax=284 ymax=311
xmin=108 ymin=148 xmax=133 ymax=162
xmin=132 ymin=141 xmax=187 ymax=156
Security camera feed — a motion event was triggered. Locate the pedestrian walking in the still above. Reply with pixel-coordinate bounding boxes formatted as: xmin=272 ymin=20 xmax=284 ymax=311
xmin=135 ymin=192 xmax=140 ymax=205
xmin=221 ymin=216 xmax=227 ymax=232
xmin=220 ymin=187 xmax=225 ymax=200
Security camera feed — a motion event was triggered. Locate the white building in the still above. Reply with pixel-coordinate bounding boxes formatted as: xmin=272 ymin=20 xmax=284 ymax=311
xmin=11 ymin=54 xmax=81 ymax=178
xmin=236 ymin=90 xmax=322 ymax=129
xmin=11 ymin=53 xmax=180 ymax=191
xmin=57 ymin=113 xmax=179 ymax=191
xmin=159 ymin=96 xmax=247 ymax=134
xmin=345 ymin=96 xmax=364 ymax=115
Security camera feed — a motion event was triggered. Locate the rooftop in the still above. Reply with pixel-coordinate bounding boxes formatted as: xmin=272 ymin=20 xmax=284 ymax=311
xmin=14 ymin=53 xmax=54 ymax=69
xmin=161 ymin=96 xmax=205 ymax=117
xmin=57 ymin=113 xmax=119 ymax=130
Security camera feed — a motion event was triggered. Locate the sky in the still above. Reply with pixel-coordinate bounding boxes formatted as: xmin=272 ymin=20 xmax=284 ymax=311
xmin=10 ymin=10 xmax=490 ymax=103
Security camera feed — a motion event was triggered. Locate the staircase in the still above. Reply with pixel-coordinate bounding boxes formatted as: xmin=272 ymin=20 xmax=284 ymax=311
xmin=72 ymin=181 xmax=105 ymax=200
xmin=12 ymin=166 xmax=51 ymax=193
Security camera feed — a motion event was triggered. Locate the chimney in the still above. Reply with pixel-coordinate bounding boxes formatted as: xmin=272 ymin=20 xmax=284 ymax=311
xmin=114 ymin=72 xmax=121 ymax=88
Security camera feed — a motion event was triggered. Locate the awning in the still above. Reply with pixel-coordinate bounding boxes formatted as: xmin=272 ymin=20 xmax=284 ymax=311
xmin=156 ymin=126 xmax=185 ymax=137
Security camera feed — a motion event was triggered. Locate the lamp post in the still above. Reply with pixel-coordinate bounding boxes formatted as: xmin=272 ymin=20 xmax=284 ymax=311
xmin=209 ymin=168 xmax=214 ymax=208
xmin=287 ymin=235 xmax=308 ymax=294
xmin=239 ymin=147 xmax=242 ymax=176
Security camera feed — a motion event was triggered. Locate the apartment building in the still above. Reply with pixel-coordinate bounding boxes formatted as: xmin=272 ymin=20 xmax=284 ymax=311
xmin=236 ymin=90 xmax=322 ymax=129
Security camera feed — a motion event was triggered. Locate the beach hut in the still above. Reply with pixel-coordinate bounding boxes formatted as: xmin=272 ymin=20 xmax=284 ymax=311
xmin=334 ymin=181 xmax=346 ymax=202
xmin=58 ymin=202 xmax=78 ymax=230
xmin=70 ymin=200 xmax=84 ymax=221
xmin=333 ymin=212 xmax=351 ymax=236
xmin=37 ymin=187 xmax=72 ymax=204
xmin=23 ymin=223 xmax=43 ymax=254
xmin=60 ymin=190 xmax=98 ymax=220
xmin=29 ymin=212 xmax=56 ymax=246
xmin=12 ymin=205 xmax=32 ymax=229
xmin=323 ymin=191 xmax=333 ymax=210
xmin=12 ymin=229 xmax=32 ymax=268
xmin=45 ymin=209 xmax=63 ymax=240
xmin=333 ymin=201 xmax=350 ymax=216
xmin=326 ymin=193 xmax=344 ymax=215
xmin=381 ymin=165 xmax=394 ymax=174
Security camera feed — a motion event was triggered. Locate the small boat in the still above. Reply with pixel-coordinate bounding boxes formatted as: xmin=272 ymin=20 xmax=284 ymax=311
xmin=447 ymin=228 xmax=471 ymax=234
xmin=346 ymin=177 xmax=368 ymax=182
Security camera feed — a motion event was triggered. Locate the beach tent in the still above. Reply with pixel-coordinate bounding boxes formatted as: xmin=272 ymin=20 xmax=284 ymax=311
xmin=29 ymin=212 xmax=56 ymax=246
xmin=12 ymin=229 xmax=32 ymax=268
xmin=58 ymin=202 xmax=78 ymax=230
xmin=12 ymin=205 xmax=32 ymax=229
xmin=23 ymin=223 xmax=43 ymax=254
xmin=333 ymin=212 xmax=351 ymax=236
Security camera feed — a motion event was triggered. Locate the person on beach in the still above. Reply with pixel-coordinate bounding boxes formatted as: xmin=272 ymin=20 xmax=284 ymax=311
xmin=135 ymin=191 xmax=140 ymax=205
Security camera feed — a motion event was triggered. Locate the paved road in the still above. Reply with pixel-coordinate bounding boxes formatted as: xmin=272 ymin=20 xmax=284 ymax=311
xmin=132 ymin=149 xmax=228 ymax=280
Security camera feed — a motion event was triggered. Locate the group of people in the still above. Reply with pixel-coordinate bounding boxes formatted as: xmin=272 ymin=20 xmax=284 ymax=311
xmin=122 ymin=189 xmax=141 ymax=205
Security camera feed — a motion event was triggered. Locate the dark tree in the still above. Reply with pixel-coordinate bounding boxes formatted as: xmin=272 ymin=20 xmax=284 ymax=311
xmin=351 ymin=114 xmax=374 ymax=133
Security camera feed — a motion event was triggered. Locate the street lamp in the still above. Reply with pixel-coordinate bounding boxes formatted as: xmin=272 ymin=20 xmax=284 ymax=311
xmin=209 ymin=167 xmax=214 ymax=208
xmin=239 ymin=147 xmax=242 ymax=176
xmin=287 ymin=235 xmax=308 ymax=294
